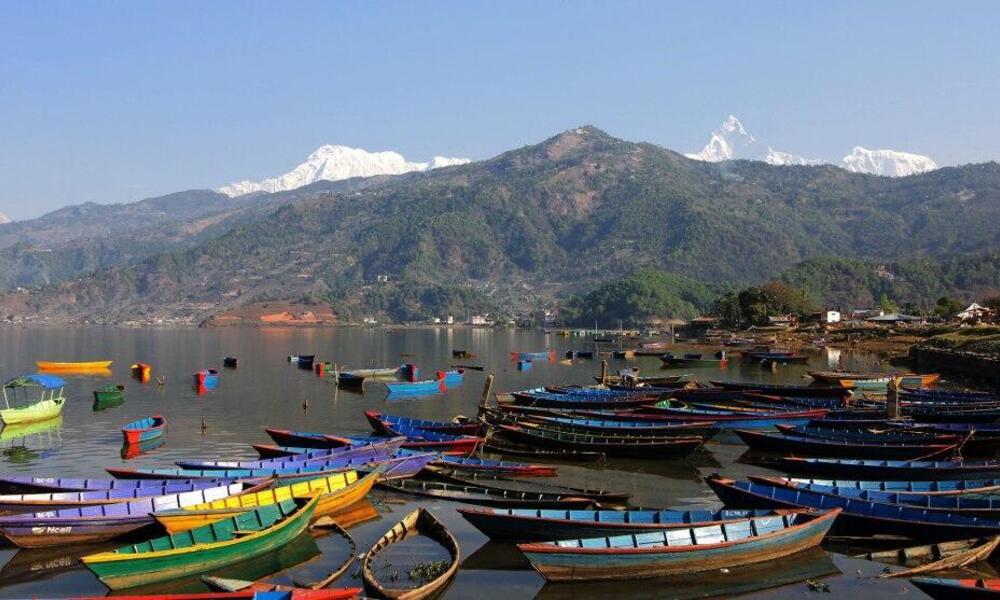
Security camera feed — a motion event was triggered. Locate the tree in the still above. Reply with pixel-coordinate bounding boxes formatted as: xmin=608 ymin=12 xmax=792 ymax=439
xmin=879 ymin=293 xmax=898 ymax=314
xmin=934 ymin=296 xmax=966 ymax=319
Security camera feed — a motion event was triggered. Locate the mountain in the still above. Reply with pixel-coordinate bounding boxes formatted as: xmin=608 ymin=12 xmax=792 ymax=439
xmin=686 ymin=115 xmax=937 ymax=176
xmin=218 ymin=144 xmax=470 ymax=196
xmin=841 ymin=146 xmax=939 ymax=177
xmin=0 ymin=212 xmax=10 ymax=224
xmin=5 ymin=126 xmax=1000 ymax=325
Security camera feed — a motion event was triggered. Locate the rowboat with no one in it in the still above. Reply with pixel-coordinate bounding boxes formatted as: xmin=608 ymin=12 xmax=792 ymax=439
xmin=36 ymin=360 xmax=112 ymax=371
xmin=122 ymin=415 xmax=167 ymax=444
xmin=93 ymin=384 xmax=125 ymax=404
xmin=130 ymin=363 xmax=151 ymax=382
xmin=362 ymin=508 xmax=459 ymax=600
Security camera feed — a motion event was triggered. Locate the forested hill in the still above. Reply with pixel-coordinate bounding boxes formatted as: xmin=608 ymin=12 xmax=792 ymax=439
xmin=4 ymin=126 xmax=1000 ymax=323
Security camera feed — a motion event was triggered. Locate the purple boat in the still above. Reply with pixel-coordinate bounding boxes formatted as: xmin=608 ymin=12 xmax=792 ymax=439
xmin=0 ymin=476 xmax=236 ymax=494
xmin=0 ymin=481 xmax=239 ymax=514
xmin=174 ymin=436 xmax=406 ymax=470
xmin=0 ymin=481 xmax=255 ymax=548
xmin=108 ymin=450 xmax=437 ymax=482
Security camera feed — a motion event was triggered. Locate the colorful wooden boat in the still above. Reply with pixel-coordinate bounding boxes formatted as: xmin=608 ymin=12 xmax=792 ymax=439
xmin=858 ymin=536 xmax=1000 ymax=571
xmin=378 ymin=478 xmax=599 ymax=508
xmin=427 ymin=453 xmax=557 ymax=477
xmin=0 ymin=480 xmax=230 ymax=514
xmin=520 ymin=414 xmax=720 ymax=439
xmin=808 ymin=370 xmax=939 ymax=386
xmin=660 ymin=351 xmax=727 ymax=367
xmin=635 ymin=401 xmax=828 ymax=429
xmin=511 ymin=350 xmax=556 ymax=362
xmin=510 ymin=388 xmax=658 ymax=410
xmin=194 ymin=368 xmax=220 ymax=389
xmin=911 ymin=577 xmax=1000 ymax=598
xmin=494 ymin=422 xmax=704 ymax=459
xmin=459 ymin=507 xmax=787 ymax=542
xmin=422 ymin=467 xmax=630 ymax=507
xmin=901 ymin=388 xmax=1000 ymax=403
xmin=0 ymin=475 xmax=238 ymax=494
xmin=734 ymin=428 xmax=959 ymax=459
xmin=122 ymin=415 xmax=167 ymax=444
xmin=771 ymin=478 xmax=1000 ymax=518
xmin=710 ymin=380 xmax=853 ymax=398
xmin=361 ymin=508 xmax=459 ymax=599
xmin=176 ymin=437 xmax=404 ymax=470
xmin=364 ymin=411 xmax=481 ymax=436
xmin=441 ymin=368 xmax=465 ymax=385
xmin=385 ymin=378 xmax=445 ymax=395
xmin=153 ymin=470 xmax=378 ymax=533
xmin=1 ymin=374 xmax=67 ymax=425
xmin=130 ymin=363 xmax=152 ymax=382
xmin=774 ymin=423 xmax=959 ymax=444
xmin=517 ymin=509 xmax=839 ymax=582
xmin=81 ymin=493 xmax=320 ymax=590
xmin=785 ymin=477 xmax=1000 ymax=495
xmin=482 ymin=440 xmax=606 ymax=462
xmin=93 ymin=384 xmax=125 ymax=404
xmin=755 ymin=456 xmax=1000 ymax=480
xmin=297 ymin=355 xmax=316 ymax=369
xmin=0 ymin=481 xmax=258 ymax=548
xmin=35 ymin=360 xmax=112 ymax=370
xmin=706 ymin=475 xmax=1000 ymax=540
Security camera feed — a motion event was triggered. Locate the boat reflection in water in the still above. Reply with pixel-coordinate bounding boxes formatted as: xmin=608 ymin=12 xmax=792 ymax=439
xmin=120 ymin=435 xmax=166 ymax=460
xmin=104 ymin=530 xmax=322 ymax=596
xmin=37 ymin=367 xmax=112 ymax=378
xmin=0 ymin=540 xmax=118 ymax=587
xmin=0 ymin=415 xmax=63 ymax=464
xmin=532 ymin=546 xmax=839 ymax=600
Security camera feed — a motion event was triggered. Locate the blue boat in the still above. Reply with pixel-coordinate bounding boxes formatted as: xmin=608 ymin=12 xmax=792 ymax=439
xmin=441 ymin=368 xmax=465 ymax=385
xmin=121 ymin=415 xmax=166 ymax=444
xmin=517 ymin=509 xmax=839 ymax=582
xmin=385 ymin=378 xmax=444 ymax=396
xmin=777 ymin=479 xmax=1000 ymax=515
xmin=786 ymin=477 xmax=1000 ymax=494
xmin=755 ymin=456 xmax=1000 ymax=480
xmin=528 ymin=415 xmax=719 ymax=438
xmin=901 ymin=388 xmax=1000 ymax=403
xmin=0 ymin=476 xmax=236 ymax=494
xmin=364 ymin=411 xmax=480 ymax=436
xmin=707 ymin=474 xmax=1000 ymax=539
xmin=517 ymin=360 xmax=532 ymax=371
xmin=511 ymin=350 xmax=553 ymax=362
xmin=193 ymin=369 xmax=219 ymax=389
xmin=366 ymin=421 xmax=481 ymax=452
xmin=0 ymin=481 xmax=245 ymax=513
xmin=174 ymin=437 xmax=405 ymax=470
xmin=459 ymin=507 xmax=786 ymax=542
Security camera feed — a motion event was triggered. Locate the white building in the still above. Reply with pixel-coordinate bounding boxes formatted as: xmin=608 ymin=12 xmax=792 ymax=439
xmin=823 ymin=310 xmax=841 ymax=323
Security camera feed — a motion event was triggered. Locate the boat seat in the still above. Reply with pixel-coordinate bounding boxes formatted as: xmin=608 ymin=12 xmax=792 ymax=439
xmin=691 ymin=524 xmax=725 ymax=545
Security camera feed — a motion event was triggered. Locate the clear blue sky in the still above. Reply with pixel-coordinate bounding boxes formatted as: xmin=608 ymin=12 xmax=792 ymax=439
xmin=1 ymin=1 xmax=998 ymax=220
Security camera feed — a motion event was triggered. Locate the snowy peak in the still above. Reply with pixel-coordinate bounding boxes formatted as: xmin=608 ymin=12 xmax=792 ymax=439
xmin=219 ymin=144 xmax=470 ymax=197
xmin=841 ymin=146 xmax=938 ymax=177
xmin=685 ymin=115 xmax=938 ymax=177
xmin=685 ymin=115 xmax=756 ymax=161
xmin=0 ymin=212 xmax=10 ymax=225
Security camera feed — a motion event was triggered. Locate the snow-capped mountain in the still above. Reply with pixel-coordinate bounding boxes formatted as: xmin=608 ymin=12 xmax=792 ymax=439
xmin=0 ymin=212 xmax=10 ymax=224
xmin=685 ymin=115 xmax=937 ymax=177
xmin=841 ymin=146 xmax=938 ymax=177
xmin=219 ymin=145 xmax=470 ymax=196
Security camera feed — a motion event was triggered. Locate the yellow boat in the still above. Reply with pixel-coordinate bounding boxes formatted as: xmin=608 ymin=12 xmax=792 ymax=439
xmin=1 ymin=375 xmax=67 ymax=425
xmin=36 ymin=360 xmax=113 ymax=371
xmin=152 ymin=469 xmax=377 ymax=533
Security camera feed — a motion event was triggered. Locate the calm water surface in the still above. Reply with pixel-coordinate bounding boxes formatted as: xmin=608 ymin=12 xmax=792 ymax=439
xmin=0 ymin=327 xmax=938 ymax=598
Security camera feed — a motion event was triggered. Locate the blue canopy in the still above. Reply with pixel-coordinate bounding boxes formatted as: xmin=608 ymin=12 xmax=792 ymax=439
xmin=4 ymin=374 xmax=67 ymax=389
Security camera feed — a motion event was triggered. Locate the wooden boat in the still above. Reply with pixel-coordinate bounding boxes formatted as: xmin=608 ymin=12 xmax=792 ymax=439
xmin=784 ymin=477 xmax=1000 ymax=495
xmin=297 ymin=355 xmax=316 ymax=369
xmin=482 ymin=440 xmax=606 ymax=462
xmin=202 ymin=576 xmax=362 ymax=597
xmin=194 ymin=368 xmax=220 ymax=389
xmin=0 ymin=481 xmax=260 ymax=548
xmin=428 ymin=452 xmax=557 ymax=477
xmin=754 ymin=456 xmax=1000 ymax=480
xmin=361 ymin=508 xmax=459 ymax=599
xmin=153 ymin=470 xmax=378 ymax=533
xmin=710 ymin=380 xmax=853 ymax=398
xmin=44 ymin=591 xmax=361 ymax=600
xmin=459 ymin=507 xmax=787 ymax=542
xmin=636 ymin=401 xmax=828 ymax=429
xmin=0 ymin=475 xmax=239 ymax=494
xmin=364 ymin=411 xmax=482 ymax=436
xmin=734 ymin=429 xmax=959 ymax=459
xmin=660 ymin=351 xmax=727 ymax=367
xmin=911 ymin=577 xmax=1000 ymax=598
xmin=385 ymin=378 xmax=445 ymax=395
xmin=516 ymin=508 xmax=839 ymax=582
xmin=511 ymin=350 xmax=556 ymax=362
xmin=510 ymin=388 xmax=659 ymax=410
xmin=223 ymin=356 xmax=239 ymax=368
xmin=130 ymin=363 xmax=152 ymax=382
xmin=809 ymin=370 xmax=938 ymax=385
xmin=0 ymin=481 xmax=236 ymax=514
xmin=292 ymin=515 xmax=359 ymax=588
xmin=1 ymin=375 xmax=67 ymax=425
xmin=494 ymin=423 xmax=703 ymax=459
xmin=774 ymin=423 xmax=959 ymax=444
xmin=421 ymin=467 xmax=630 ymax=508
xmin=859 ymin=535 xmax=1000 ymax=577
xmin=706 ymin=475 xmax=1000 ymax=540
xmin=35 ymin=360 xmax=112 ymax=370
xmin=521 ymin=414 xmax=720 ymax=439
xmin=902 ymin=388 xmax=1000 ymax=403
xmin=122 ymin=415 xmax=167 ymax=444
xmin=441 ymin=368 xmax=465 ymax=385
xmin=517 ymin=360 xmax=532 ymax=370
xmin=93 ymin=384 xmax=125 ymax=404
xmin=179 ymin=437 xmax=405 ymax=470
xmin=771 ymin=478 xmax=1000 ymax=518
xmin=378 ymin=478 xmax=599 ymax=508
xmin=81 ymin=493 xmax=320 ymax=590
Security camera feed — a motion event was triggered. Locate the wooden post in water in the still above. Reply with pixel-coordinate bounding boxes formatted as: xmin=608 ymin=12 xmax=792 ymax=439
xmin=887 ymin=376 xmax=901 ymax=419
xmin=600 ymin=359 xmax=609 ymax=385
xmin=480 ymin=373 xmax=495 ymax=409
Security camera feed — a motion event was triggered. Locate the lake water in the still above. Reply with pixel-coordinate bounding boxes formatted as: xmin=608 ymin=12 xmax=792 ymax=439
xmin=0 ymin=327 xmax=937 ymax=598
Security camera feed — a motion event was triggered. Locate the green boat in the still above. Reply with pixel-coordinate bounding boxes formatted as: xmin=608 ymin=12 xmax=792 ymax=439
xmin=81 ymin=492 xmax=319 ymax=590
xmin=93 ymin=384 xmax=125 ymax=405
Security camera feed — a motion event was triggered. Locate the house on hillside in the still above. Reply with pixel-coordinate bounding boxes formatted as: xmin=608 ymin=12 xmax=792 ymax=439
xmin=808 ymin=310 xmax=842 ymax=324
xmin=957 ymin=303 xmax=995 ymax=322
xmin=866 ymin=313 xmax=923 ymax=324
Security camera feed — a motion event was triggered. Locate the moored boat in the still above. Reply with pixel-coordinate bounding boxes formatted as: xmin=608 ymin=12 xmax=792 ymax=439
xmin=93 ymin=384 xmax=125 ymax=404
xmin=193 ymin=368 xmax=220 ymax=389
xmin=36 ymin=360 xmax=112 ymax=371
xmin=911 ymin=577 xmax=1000 ymax=598
xmin=122 ymin=415 xmax=167 ymax=444
xmin=377 ymin=478 xmax=599 ymax=508
xmin=517 ymin=508 xmax=840 ymax=582
xmin=130 ymin=363 xmax=152 ymax=382
xmin=493 ymin=422 xmax=704 ymax=459
xmin=660 ymin=351 xmax=728 ymax=367
xmin=385 ymin=378 xmax=445 ymax=396
xmin=754 ymin=456 xmax=1000 ymax=480
xmin=1 ymin=375 xmax=67 ymax=425
xmin=361 ymin=508 xmax=459 ymax=599
xmin=81 ymin=493 xmax=320 ymax=590
xmin=364 ymin=411 xmax=481 ymax=436
xmin=734 ymin=428 xmax=959 ymax=459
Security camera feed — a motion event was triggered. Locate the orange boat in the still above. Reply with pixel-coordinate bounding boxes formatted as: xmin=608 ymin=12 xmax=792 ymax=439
xmin=37 ymin=361 xmax=113 ymax=371
xmin=131 ymin=363 xmax=152 ymax=382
